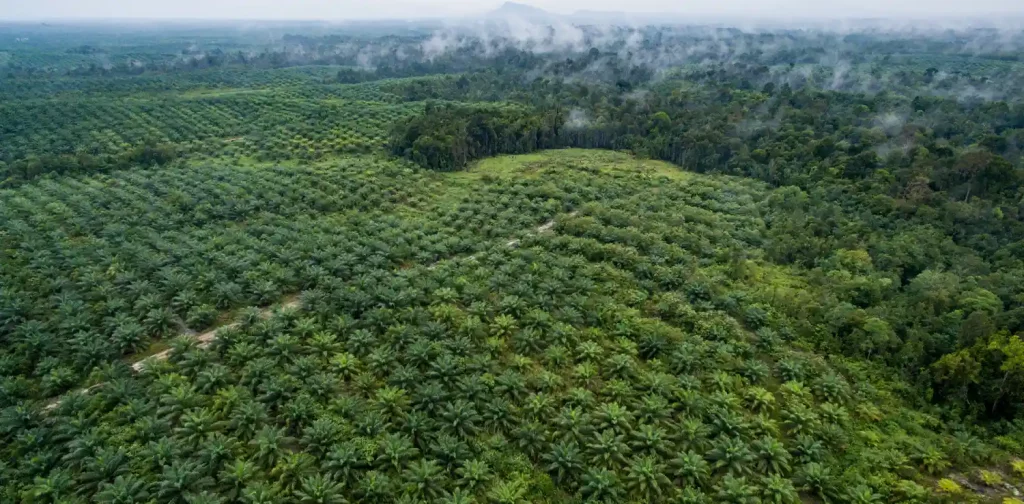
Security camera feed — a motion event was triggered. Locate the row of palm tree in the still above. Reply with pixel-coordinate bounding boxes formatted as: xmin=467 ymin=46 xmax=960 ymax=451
xmin=3 ymin=151 xmax=994 ymax=502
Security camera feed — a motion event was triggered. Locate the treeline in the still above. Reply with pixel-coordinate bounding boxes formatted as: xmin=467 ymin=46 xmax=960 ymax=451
xmin=393 ymin=88 xmax=1023 ymax=205
xmin=390 ymin=102 xmax=566 ymax=171
xmin=396 ymin=77 xmax=1024 ymax=203
xmin=0 ymin=141 xmax=178 ymax=186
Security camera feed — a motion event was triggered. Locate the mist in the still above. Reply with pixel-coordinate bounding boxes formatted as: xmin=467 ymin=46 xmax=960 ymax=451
xmin=4 ymin=1 xmax=1023 ymax=104
xmin=2 ymin=0 xmax=1023 ymax=22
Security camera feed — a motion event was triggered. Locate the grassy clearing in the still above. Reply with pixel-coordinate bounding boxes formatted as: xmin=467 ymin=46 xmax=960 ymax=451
xmin=389 ymin=149 xmax=701 ymax=222
xmin=459 ymin=148 xmax=692 ymax=181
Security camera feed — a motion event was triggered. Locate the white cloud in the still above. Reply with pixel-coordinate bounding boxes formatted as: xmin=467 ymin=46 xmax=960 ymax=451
xmin=1 ymin=0 xmax=1022 ymax=21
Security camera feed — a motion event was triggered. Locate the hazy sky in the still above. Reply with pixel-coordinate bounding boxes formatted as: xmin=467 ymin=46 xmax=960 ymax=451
xmin=1 ymin=0 xmax=1022 ymax=20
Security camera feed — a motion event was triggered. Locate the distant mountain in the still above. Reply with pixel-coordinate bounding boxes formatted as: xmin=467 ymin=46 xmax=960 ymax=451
xmin=485 ymin=2 xmax=558 ymax=22
xmin=482 ymin=2 xmax=672 ymax=27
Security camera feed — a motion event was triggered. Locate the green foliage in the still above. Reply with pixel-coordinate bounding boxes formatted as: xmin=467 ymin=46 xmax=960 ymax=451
xmin=389 ymin=101 xmax=563 ymax=171
xmin=2 ymin=23 xmax=1024 ymax=504
xmin=0 ymin=147 xmax=963 ymax=502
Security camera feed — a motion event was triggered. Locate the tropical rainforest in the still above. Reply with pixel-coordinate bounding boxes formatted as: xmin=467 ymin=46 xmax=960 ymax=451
xmin=2 ymin=9 xmax=1024 ymax=504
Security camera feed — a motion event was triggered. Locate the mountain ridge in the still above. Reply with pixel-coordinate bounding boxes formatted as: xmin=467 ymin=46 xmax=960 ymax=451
xmin=486 ymin=2 xmax=558 ymax=21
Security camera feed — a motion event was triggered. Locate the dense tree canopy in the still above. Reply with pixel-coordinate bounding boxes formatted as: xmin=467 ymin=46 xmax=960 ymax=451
xmin=2 ymin=19 xmax=1024 ymax=504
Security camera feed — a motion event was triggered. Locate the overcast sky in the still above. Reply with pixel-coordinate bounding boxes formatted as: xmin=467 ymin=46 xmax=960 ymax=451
xmin=1 ymin=0 xmax=1022 ymax=21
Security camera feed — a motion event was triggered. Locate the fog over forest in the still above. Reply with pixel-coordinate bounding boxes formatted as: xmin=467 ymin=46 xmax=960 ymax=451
xmin=2 ymin=0 xmax=1024 ymax=21
xmin=2 ymin=3 xmax=1024 ymax=504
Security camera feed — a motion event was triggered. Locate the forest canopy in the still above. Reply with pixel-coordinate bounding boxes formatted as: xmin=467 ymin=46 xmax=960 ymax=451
xmin=1 ymin=16 xmax=1024 ymax=504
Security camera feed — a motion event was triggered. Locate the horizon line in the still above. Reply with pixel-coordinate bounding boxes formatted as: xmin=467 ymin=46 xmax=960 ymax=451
xmin=2 ymin=12 xmax=1024 ymax=23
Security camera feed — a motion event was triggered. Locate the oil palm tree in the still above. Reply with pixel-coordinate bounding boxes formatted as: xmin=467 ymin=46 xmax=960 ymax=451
xmin=713 ymin=475 xmax=759 ymax=504
xmin=437 ymin=488 xmax=475 ymax=504
xmin=512 ymin=421 xmax=547 ymax=461
xmin=795 ymin=462 xmax=838 ymax=503
xmin=241 ymin=481 xmax=282 ymax=504
xmin=375 ymin=433 xmax=419 ymax=472
xmin=155 ymin=460 xmax=213 ymax=504
xmin=175 ymin=408 xmax=222 ymax=448
xmin=197 ymin=433 xmax=238 ymax=476
xmin=402 ymin=458 xmax=444 ymax=500
xmin=752 ymin=436 xmax=792 ymax=475
xmin=441 ymin=399 xmax=482 ymax=438
xmin=669 ymin=450 xmax=710 ymax=488
xmin=217 ymin=458 xmax=259 ymax=501
xmin=593 ymin=402 xmax=634 ymax=435
xmin=373 ymin=386 xmax=410 ymax=420
xmin=455 ymin=459 xmax=491 ymax=491
xmin=624 ymin=455 xmax=672 ymax=502
xmin=744 ymin=386 xmax=776 ymax=414
xmin=94 ymin=475 xmax=151 ymax=504
xmin=324 ymin=441 xmax=364 ymax=486
xmin=760 ymin=474 xmax=799 ymax=504
xmin=487 ymin=476 xmax=530 ymax=504
xmin=24 ymin=469 xmax=75 ymax=503
xmin=250 ymin=426 xmax=293 ymax=470
xmin=543 ymin=440 xmax=583 ymax=486
xmin=296 ymin=417 xmax=340 ymax=456
xmin=553 ymin=406 xmax=591 ymax=443
xmin=708 ymin=436 xmax=755 ymax=477
xmin=629 ymin=423 xmax=671 ymax=457
xmin=77 ymin=448 xmax=129 ymax=496
xmin=355 ymin=470 xmax=393 ymax=502
xmin=580 ymin=468 xmax=623 ymax=503
xmin=586 ymin=429 xmax=630 ymax=470
xmin=676 ymin=417 xmax=711 ymax=452
xmin=636 ymin=394 xmax=673 ymax=426
xmin=292 ymin=473 xmax=348 ymax=504
xmin=430 ymin=434 xmax=471 ymax=472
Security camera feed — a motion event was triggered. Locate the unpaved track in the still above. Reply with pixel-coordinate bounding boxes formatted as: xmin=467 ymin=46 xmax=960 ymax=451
xmin=43 ymin=213 xmax=577 ymax=412
xmin=506 ymin=212 xmax=572 ymax=248
xmin=129 ymin=325 xmax=225 ymax=372
xmin=45 ymin=300 xmax=300 ymax=411
xmin=131 ymin=299 xmax=301 ymax=371
xmin=429 ymin=214 xmax=568 ymax=268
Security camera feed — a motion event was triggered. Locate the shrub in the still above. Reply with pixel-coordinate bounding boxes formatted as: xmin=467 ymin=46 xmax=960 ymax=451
xmin=936 ymin=478 xmax=962 ymax=494
xmin=978 ymin=469 xmax=1003 ymax=487
xmin=1012 ymin=460 xmax=1024 ymax=478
